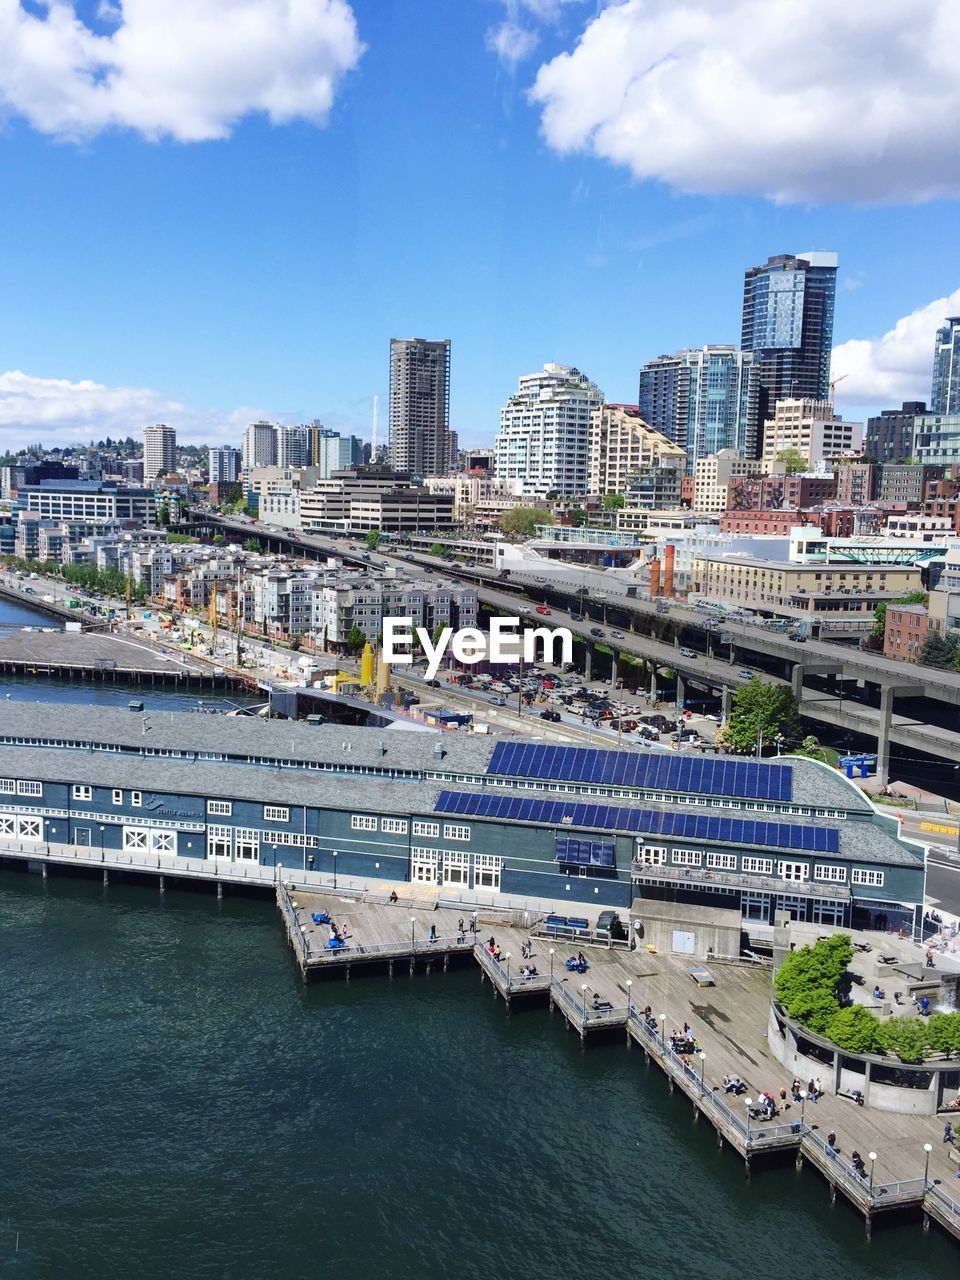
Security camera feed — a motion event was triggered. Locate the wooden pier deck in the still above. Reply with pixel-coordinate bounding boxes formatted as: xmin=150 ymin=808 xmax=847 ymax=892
xmin=274 ymin=889 xmax=960 ymax=1243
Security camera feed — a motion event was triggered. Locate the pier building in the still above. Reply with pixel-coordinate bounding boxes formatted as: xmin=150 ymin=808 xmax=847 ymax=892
xmin=0 ymin=705 xmax=927 ymax=933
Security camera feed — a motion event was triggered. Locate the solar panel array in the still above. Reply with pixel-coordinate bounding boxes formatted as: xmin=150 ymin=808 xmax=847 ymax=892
xmin=554 ymin=836 xmax=616 ymax=867
xmin=436 ymin=790 xmax=839 ymax=853
xmin=486 ymin=742 xmax=793 ymax=801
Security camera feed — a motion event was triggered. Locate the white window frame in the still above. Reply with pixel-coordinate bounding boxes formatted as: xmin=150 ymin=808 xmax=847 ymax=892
xmin=706 ymin=852 xmax=738 ymax=870
xmin=151 ymin=830 xmax=176 ymax=855
xmin=640 ymin=845 xmax=667 ymax=865
xmin=0 ymin=814 xmax=15 ymax=837
xmin=17 ymin=816 xmax=42 ymax=841
xmin=208 ymin=825 xmax=232 ymax=858
xmin=381 ymin=818 xmax=408 ymax=835
xmin=0 ymin=779 xmax=15 ymax=795
xmin=123 ymin=827 xmax=148 ymax=852
xmin=17 ymin=781 xmax=42 ymax=797
xmin=441 ymin=849 xmax=470 ymax=887
xmin=779 ymin=861 xmax=809 ymax=882
xmin=852 ymin=868 xmax=884 ymax=887
xmin=411 ymin=848 xmax=438 ymax=884
xmin=351 ymin=814 xmax=378 ymax=831
xmin=112 ymin=789 xmax=123 ymax=805
xmin=207 ymin=800 xmax=232 ymax=817
xmin=235 ymin=828 xmax=259 ymax=862
xmin=671 ymin=848 xmax=702 ymax=867
xmin=72 ymin=785 xmax=92 ymax=801
xmin=741 ymin=857 xmax=773 ymax=874
xmin=412 ymin=820 xmax=440 ymax=838
xmin=131 ymin=791 xmax=142 ymax=808
xmin=474 ymin=854 xmax=503 ymax=892
xmin=443 ymin=824 xmax=471 ymax=842
xmin=814 ymin=864 xmax=847 ymax=883
xmin=263 ymin=806 xmax=289 ymax=824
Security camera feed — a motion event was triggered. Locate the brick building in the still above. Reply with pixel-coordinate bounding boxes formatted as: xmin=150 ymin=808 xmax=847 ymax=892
xmin=883 ymin=603 xmax=930 ymax=663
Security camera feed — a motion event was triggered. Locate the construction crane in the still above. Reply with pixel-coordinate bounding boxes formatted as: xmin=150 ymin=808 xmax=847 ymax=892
xmin=371 ymin=393 xmax=379 ymax=460
xmin=209 ymin=584 xmax=218 ymax=655
xmin=829 ymin=371 xmax=848 ymax=401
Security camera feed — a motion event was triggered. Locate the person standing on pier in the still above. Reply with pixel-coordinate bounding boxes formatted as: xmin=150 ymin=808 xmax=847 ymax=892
xmin=945 ymin=1122 xmax=954 ymax=1144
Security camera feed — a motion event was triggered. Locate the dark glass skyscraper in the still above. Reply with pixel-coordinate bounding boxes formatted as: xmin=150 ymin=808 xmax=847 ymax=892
xmin=741 ymin=252 xmax=838 ymax=421
xmin=931 ymin=317 xmax=960 ymax=415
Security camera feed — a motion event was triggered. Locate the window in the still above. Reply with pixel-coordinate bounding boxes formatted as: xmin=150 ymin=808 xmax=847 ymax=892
xmin=131 ymin=791 xmax=142 ymax=808
xmin=0 ymin=815 xmax=15 ymax=837
xmin=17 ymin=781 xmax=42 ymax=797
xmin=779 ymin=861 xmax=809 ymax=882
xmin=441 ymin=850 xmax=470 ymax=887
xmin=351 ymin=815 xmax=378 ymax=831
xmin=207 ymin=800 xmax=232 ymax=817
xmin=0 ymin=779 xmax=14 ymax=794
xmin=208 ymin=825 xmax=232 ymax=858
xmin=412 ymin=820 xmax=440 ymax=838
xmin=640 ymin=845 xmax=667 ymax=865
xmin=741 ymin=857 xmax=773 ymax=874
xmin=381 ymin=818 xmax=408 ymax=835
xmin=814 ymin=864 xmax=847 ymax=883
xmin=411 ymin=848 xmax=438 ymax=884
xmin=73 ymin=785 xmax=92 ymax=801
xmin=443 ymin=824 xmax=470 ymax=842
xmin=17 ymin=817 xmax=41 ymax=841
xmin=671 ymin=849 xmax=702 ymax=867
xmin=852 ymin=868 xmax=884 ymax=887
xmin=112 ymin=789 xmax=123 ymax=805
xmin=706 ymin=852 xmax=738 ymax=870
xmin=235 ymin=828 xmax=259 ymax=862
xmin=263 ymin=806 xmax=289 ymax=823
xmin=151 ymin=831 xmax=175 ymax=854
xmin=123 ymin=828 xmax=148 ymax=852
xmin=474 ymin=854 xmax=503 ymax=892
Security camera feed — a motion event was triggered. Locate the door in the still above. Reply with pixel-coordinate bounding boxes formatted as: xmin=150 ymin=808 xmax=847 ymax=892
xmin=75 ymin=826 xmax=91 ymax=847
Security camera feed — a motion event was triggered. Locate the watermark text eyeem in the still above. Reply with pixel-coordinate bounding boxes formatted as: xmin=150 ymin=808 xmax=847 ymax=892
xmin=383 ymin=616 xmax=573 ymax=680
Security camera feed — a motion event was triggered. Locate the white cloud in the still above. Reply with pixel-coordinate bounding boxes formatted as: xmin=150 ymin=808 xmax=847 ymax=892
xmin=0 ymin=0 xmax=363 ymax=142
xmin=529 ymin=0 xmax=960 ymax=204
xmin=0 ymin=368 xmax=266 ymax=450
xmin=831 ymin=289 xmax=960 ymax=408
xmin=485 ymin=0 xmax=587 ymax=67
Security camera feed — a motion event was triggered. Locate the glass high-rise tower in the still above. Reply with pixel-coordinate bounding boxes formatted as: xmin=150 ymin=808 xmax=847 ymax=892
xmin=741 ymin=252 xmax=838 ymax=420
xmin=931 ymin=317 xmax=960 ymax=415
xmin=388 ymin=337 xmax=453 ymax=477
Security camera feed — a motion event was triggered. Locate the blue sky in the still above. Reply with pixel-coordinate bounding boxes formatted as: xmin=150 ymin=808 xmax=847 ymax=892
xmin=0 ymin=0 xmax=958 ymax=450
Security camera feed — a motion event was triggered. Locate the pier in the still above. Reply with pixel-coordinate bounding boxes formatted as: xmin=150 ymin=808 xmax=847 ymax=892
xmin=0 ymin=630 xmax=246 ymax=689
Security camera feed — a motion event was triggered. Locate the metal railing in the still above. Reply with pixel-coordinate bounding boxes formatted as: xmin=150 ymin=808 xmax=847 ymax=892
xmin=632 ymin=861 xmax=851 ymax=901
xmin=300 ymin=931 xmax=475 ymax=964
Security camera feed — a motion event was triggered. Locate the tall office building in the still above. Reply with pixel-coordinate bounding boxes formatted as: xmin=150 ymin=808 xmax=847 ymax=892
xmin=242 ymin=421 xmax=278 ymax=471
xmin=209 ymin=446 xmax=241 ymax=485
xmin=495 ymin=362 xmax=603 ymax=498
xmin=142 ymin=423 xmax=177 ymax=482
xmin=932 ymin=318 xmax=960 ymax=415
xmin=276 ymin=425 xmax=312 ymax=469
xmin=637 ymin=346 xmax=758 ymax=472
xmin=741 ymin=252 xmax=838 ymax=420
xmin=864 ymin=402 xmax=926 ymax=463
xmin=388 ymin=338 xmax=453 ymax=477
xmin=317 ymin=432 xmax=365 ymax=478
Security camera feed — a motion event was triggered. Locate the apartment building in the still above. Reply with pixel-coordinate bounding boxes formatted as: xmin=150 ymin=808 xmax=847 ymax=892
xmin=495 ymin=362 xmax=603 ymax=498
xmin=693 ymin=450 xmax=774 ymax=515
xmin=587 ymin=403 xmax=686 ymax=495
xmin=762 ymin=398 xmax=863 ymax=467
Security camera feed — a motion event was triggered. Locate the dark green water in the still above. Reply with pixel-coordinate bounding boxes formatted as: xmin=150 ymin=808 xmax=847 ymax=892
xmin=0 ymin=871 xmax=956 ymax=1280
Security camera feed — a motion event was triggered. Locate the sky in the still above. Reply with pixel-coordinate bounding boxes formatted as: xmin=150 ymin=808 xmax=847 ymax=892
xmin=0 ymin=0 xmax=959 ymax=452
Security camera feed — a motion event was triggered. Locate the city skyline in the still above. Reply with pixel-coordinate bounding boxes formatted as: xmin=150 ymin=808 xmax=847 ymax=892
xmin=0 ymin=0 xmax=959 ymax=452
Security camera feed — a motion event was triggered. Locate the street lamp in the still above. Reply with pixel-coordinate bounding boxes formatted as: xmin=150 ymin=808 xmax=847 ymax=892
xmin=744 ymin=1098 xmax=753 ymax=1141
xmin=659 ymin=1013 xmax=666 ymax=1047
xmin=410 ymin=917 xmax=416 ymax=951
xmin=332 ymin=850 xmax=338 ymax=889
xmin=505 ymin=952 xmax=511 ymax=981
xmin=868 ymin=1151 xmax=877 ymax=1194
xmin=698 ymin=1051 xmax=706 ymax=1091
xmin=99 ymin=825 xmax=105 ymax=863
xmin=549 ymin=947 xmax=555 ymax=980
xmin=626 ymin=979 xmax=633 ymax=1015
xmin=923 ymin=1142 xmax=933 ymax=1188
xmin=774 ymin=732 xmax=785 ymax=756
xmin=472 ymin=910 xmax=478 ymax=939
xmin=581 ymin=982 xmax=589 ymax=1019
xmin=799 ymin=1088 xmax=807 ymax=1127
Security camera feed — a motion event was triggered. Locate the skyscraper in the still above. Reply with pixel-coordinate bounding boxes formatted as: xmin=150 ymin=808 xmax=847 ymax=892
xmin=276 ymin=425 xmax=312 ymax=469
xmin=637 ymin=346 xmax=758 ymax=472
xmin=142 ymin=423 xmax=177 ymax=482
xmin=931 ymin=317 xmax=960 ymax=415
xmin=741 ymin=252 xmax=838 ymax=420
xmin=388 ymin=338 xmax=453 ymax=477
xmin=208 ymin=446 xmax=241 ymax=485
xmin=495 ymin=362 xmax=603 ymax=498
xmin=242 ymin=421 xmax=278 ymax=471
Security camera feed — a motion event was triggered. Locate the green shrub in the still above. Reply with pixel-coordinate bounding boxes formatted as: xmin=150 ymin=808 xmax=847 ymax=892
xmin=824 ymin=1005 xmax=886 ymax=1054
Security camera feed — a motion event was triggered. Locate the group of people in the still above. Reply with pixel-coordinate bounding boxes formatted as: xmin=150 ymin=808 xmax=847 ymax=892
xmin=565 ymin=952 xmax=589 ymax=974
xmin=326 ymin=920 xmax=349 ymax=947
xmin=790 ymin=1077 xmax=823 ymax=1102
xmin=913 ymin=993 xmax=932 ymax=1016
xmin=668 ymin=1022 xmax=700 ymax=1054
xmin=722 ymin=1074 xmax=747 ymax=1096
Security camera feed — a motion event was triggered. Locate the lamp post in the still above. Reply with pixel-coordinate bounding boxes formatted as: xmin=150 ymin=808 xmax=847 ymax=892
xmin=332 ymin=850 xmax=338 ymax=889
xmin=410 ymin=917 xmax=416 ymax=952
xmin=549 ymin=947 xmax=555 ymax=981
xmin=472 ymin=910 xmax=478 ymax=939
xmin=505 ymin=952 xmax=511 ymax=982
xmin=659 ymin=1013 xmax=666 ymax=1047
xmin=99 ymin=825 xmax=105 ymax=863
xmin=774 ymin=732 xmax=785 ymax=756
xmin=698 ymin=1051 xmax=706 ymax=1092
xmin=626 ymin=979 xmax=633 ymax=1016
xmin=923 ymin=1142 xmax=933 ymax=1188
xmin=581 ymin=982 xmax=589 ymax=1021
xmin=868 ymin=1151 xmax=877 ymax=1194
xmin=799 ymin=1088 xmax=807 ymax=1128
xmin=744 ymin=1098 xmax=753 ymax=1143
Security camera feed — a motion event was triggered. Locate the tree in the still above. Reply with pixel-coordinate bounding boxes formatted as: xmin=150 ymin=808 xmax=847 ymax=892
xmin=795 ymin=734 xmax=828 ymax=762
xmin=871 ymin=590 xmax=927 ymax=641
xmin=223 ymin=483 xmax=243 ymax=507
xmin=157 ymin=505 xmax=170 ymax=527
xmin=926 ymin=1013 xmax=960 ymax=1059
xmin=242 ymin=538 xmax=261 ymax=552
xmin=824 ymin=1005 xmax=885 ymax=1054
xmin=570 ymin=508 xmax=588 ymax=528
xmin=366 ymin=530 xmax=381 ymax=550
xmin=430 ymin=542 xmax=445 ymax=557
xmin=727 ymin=678 xmax=800 ymax=753
xmin=603 ymin=493 xmax=625 ymax=510
xmin=880 ymin=1017 xmax=932 ymax=1064
xmin=345 ymin=625 xmax=366 ymax=654
xmin=500 ymin=507 xmax=554 ymax=537
xmin=212 ymin=534 xmax=225 ymax=545
xmin=776 ymin=447 xmax=808 ymax=475
xmin=920 ymin=631 xmax=960 ymax=670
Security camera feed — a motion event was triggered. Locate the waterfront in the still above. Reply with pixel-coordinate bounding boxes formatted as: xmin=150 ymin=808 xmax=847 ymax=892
xmin=2 ymin=871 xmax=959 ymax=1280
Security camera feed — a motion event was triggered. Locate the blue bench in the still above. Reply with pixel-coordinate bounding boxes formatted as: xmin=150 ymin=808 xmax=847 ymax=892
xmin=312 ymin=912 xmax=332 ymax=925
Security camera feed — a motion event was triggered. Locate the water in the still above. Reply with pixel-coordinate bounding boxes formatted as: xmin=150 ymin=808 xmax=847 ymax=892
xmin=0 ymin=595 xmax=63 ymax=630
xmin=0 ymin=593 xmax=956 ymax=1275
xmin=0 ymin=873 xmax=955 ymax=1279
